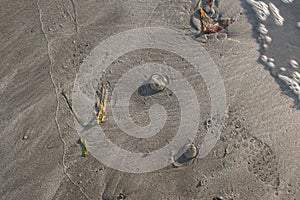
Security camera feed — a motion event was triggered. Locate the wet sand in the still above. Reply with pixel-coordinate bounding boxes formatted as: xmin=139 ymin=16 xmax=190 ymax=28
xmin=0 ymin=0 xmax=299 ymax=199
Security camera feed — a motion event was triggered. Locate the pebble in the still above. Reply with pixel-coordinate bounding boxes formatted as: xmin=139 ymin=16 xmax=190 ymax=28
xmin=23 ymin=135 xmax=28 ymax=140
xmin=297 ymin=22 xmax=300 ymax=28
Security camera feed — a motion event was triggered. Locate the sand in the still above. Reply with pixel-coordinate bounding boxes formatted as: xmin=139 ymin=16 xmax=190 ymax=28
xmin=0 ymin=0 xmax=299 ymax=199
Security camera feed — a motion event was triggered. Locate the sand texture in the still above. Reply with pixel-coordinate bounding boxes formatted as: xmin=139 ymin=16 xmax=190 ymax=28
xmin=0 ymin=0 xmax=299 ymax=199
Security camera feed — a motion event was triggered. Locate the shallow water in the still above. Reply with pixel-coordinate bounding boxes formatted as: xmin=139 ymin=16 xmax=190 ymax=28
xmin=245 ymin=0 xmax=300 ymax=104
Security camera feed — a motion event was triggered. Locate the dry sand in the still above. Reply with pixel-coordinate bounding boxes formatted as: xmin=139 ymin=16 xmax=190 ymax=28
xmin=0 ymin=0 xmax=299 ymax=199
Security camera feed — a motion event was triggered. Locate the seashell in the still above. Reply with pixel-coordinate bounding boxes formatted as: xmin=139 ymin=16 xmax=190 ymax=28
xmin=149 ymin=74 xmax=168 ymax=91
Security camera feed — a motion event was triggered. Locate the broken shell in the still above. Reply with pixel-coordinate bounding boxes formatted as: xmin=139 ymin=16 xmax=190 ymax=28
xmin=149 ymin=74 xmax=168 ymax=91
xmin=183 ymin=143 xmax=199 ymax=159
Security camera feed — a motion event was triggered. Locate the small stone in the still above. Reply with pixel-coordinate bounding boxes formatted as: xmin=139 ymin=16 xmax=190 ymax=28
xmin=23 ymin=135 xmax=28 ymax=140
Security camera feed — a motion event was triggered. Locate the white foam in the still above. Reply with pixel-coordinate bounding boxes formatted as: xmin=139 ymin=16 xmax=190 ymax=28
xmin=281 ymin=0 xmax=294 ymax=4
xmin=264 ymin=35 xmax=272 ymax=43
xmin=278 ymin=74 xmax=300 ymax=95
xmin=261 ymin=55 xmax=268 ymax=63
xmin=279 ymin=74 xmax=293 ymax=85
xmin=269 ymin=2 xmax=285 ymax=26
xmin=290 ymin=59 xmax=299 ymax=68
xmin=280 ymin=67 xmax=286 ymax=71
xmin=246 ymin=0 xmax=270 ymax=21
xmin=258 ymin=23 xmax=268 ymax=34
xmin=292 ymin=72 xmax=300 ymax=83
xmin=262 ymin=44 xmax=268 ymax=50
xmin=267 ymin=61 xmax=275 ymax=68
xmin=268 ymin=57 xmax=275 ymax=62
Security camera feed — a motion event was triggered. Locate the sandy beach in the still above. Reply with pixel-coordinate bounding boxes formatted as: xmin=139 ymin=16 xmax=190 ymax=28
xmin=0 ymin=0 xmax=299 ymax=199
